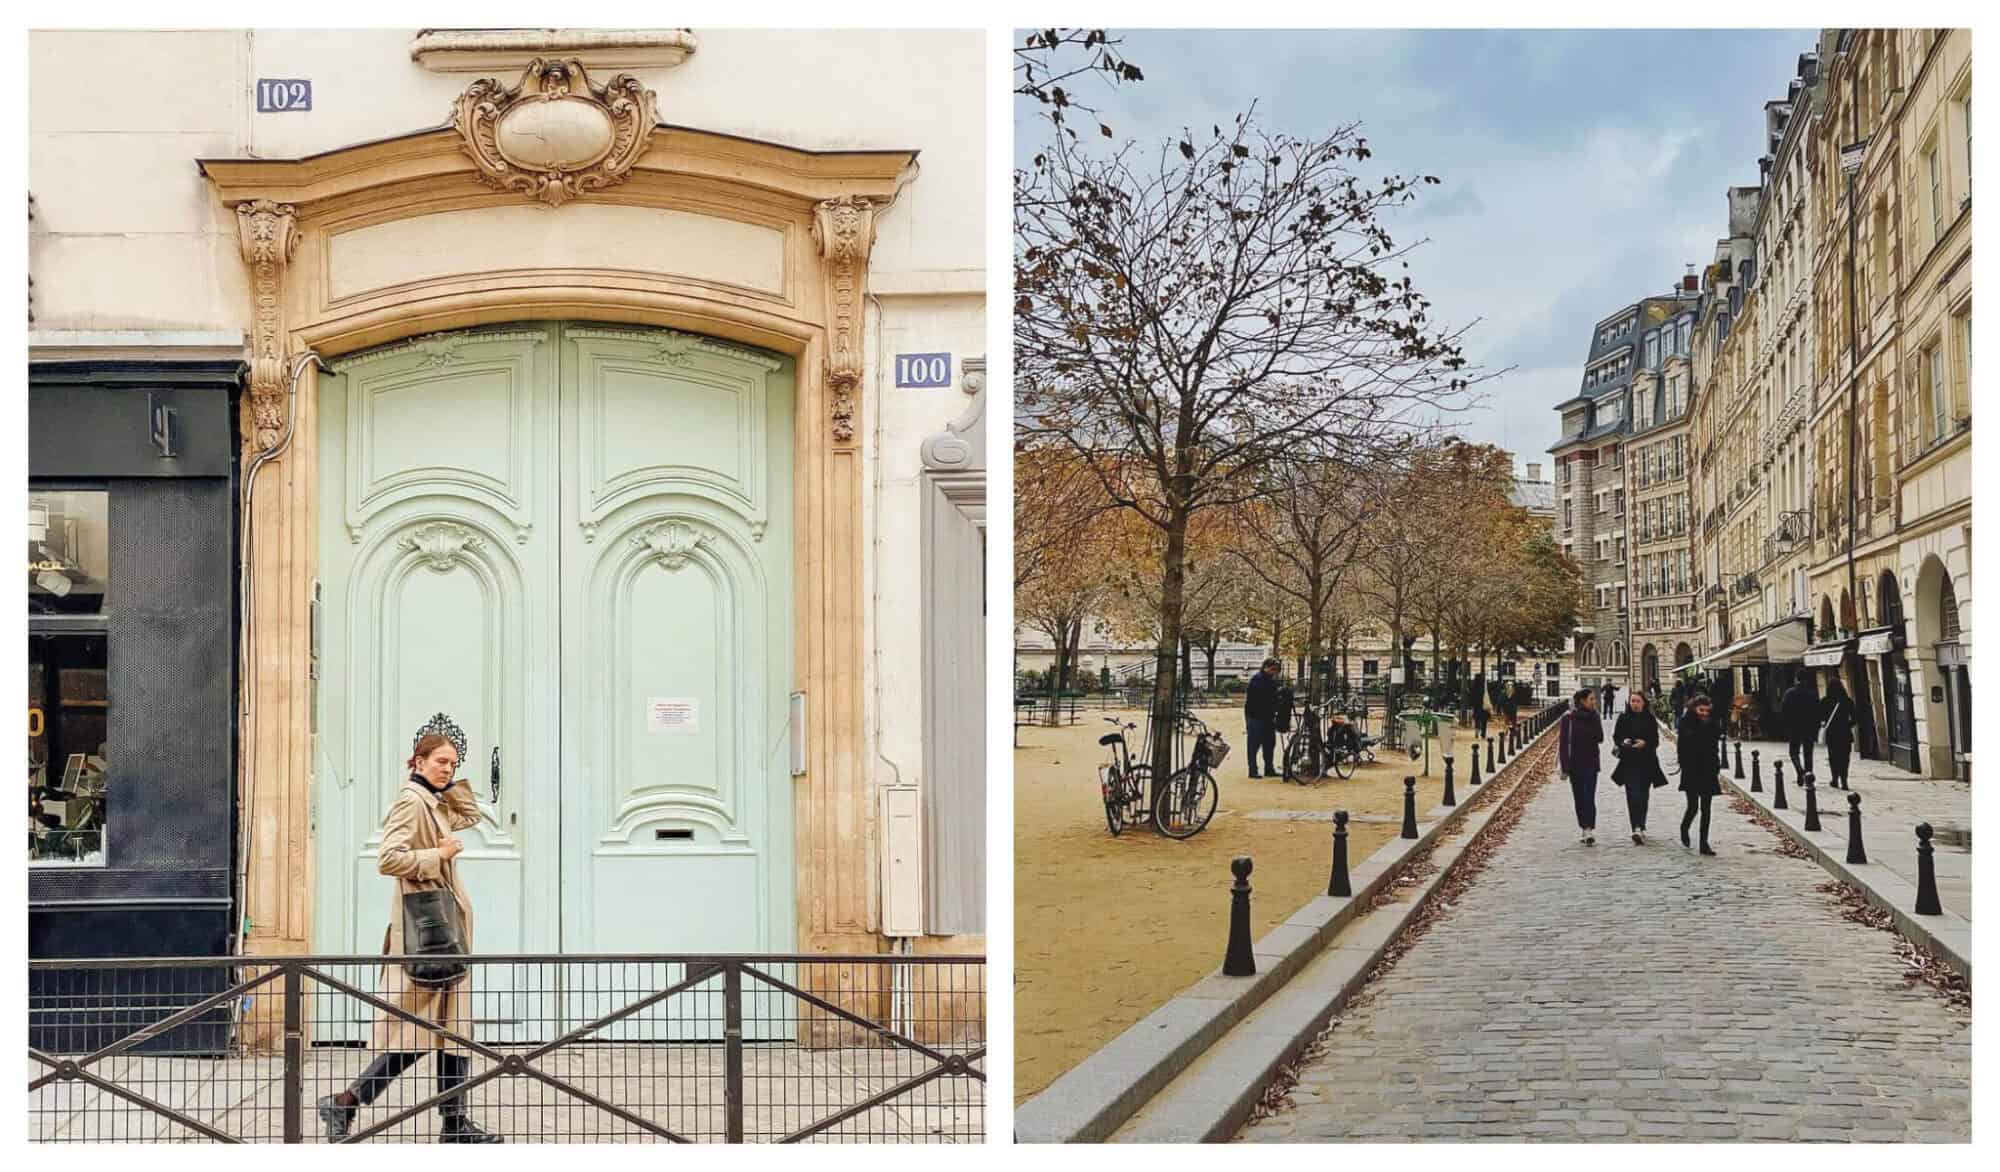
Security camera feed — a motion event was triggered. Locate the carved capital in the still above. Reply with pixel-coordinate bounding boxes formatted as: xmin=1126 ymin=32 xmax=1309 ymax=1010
xmin=632 ymin=519 xmax=710 ymax=571
xmin=812 ymin=197 xmax=878 ymax=446
xmin=234 ymin=200 xmax=300 ymax=451
xmin=400 ymin=521 xmax=486 ymax=572
xmin=452 ymin=57 xmax=658 ymax=207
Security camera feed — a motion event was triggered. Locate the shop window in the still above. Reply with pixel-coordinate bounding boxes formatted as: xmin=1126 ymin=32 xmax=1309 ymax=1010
xmin=29 ymin=490 xmax=109 ymax=614
xmin=28 ymin=489 xmax=110 ymax=866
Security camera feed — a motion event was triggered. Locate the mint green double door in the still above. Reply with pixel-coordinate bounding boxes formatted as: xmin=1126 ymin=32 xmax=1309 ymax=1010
xmin=314 ymin=322 xmax=794 ymax=1040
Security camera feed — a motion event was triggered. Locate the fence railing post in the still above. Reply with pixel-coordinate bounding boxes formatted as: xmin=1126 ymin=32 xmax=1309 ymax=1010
xmin=724 ymin=962 xmax=745 ymax=1143
xmin=282 ymin=961 xmax=303 ymax=1144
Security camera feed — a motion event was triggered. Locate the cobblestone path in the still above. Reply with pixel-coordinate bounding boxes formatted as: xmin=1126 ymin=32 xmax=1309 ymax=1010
xmin=1236 ymin=725 xmax=1971 ymax=1143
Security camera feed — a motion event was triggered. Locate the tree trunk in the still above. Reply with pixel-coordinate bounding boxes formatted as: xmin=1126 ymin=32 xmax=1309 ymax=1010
xmin=1147 ymin=509 xmax=1190 ymax=805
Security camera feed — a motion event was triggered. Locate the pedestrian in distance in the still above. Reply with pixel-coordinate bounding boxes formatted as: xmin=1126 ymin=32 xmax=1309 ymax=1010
xmin=1557 ymin=687 xmax=1604 ymax=845
xmin=1675 ymin=693 xmax=1724 ymax=856
xmin=1244 ymin=657 xmax=1282 ymax=779
xmin=1472 ymin=680 xmax=1490 ymax=740
xmin=1780 ymin=674 xmax=1820 ymax=778
xmin=1670 ymin=677 xmax=1688 ymax=717
xmin=1819 ymin=678 xmax=1859 ymax=790
xmin=1599 ymin=680 xmax=1618 ymax=715
xmin=1610 ymin=691 xmax=1668 ymax=844
xmin=319 ymin=716 xmax=502 ymax=1142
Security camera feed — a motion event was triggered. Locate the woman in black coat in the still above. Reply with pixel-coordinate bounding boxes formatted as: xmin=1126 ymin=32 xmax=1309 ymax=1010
xmin=1819 ymin=678 xmax=1859 ymax=790
xmin=1675 ymin=692 xmax=1724 ymax=855
xmin=1610 ymin=692 xmax=1668 ymax=844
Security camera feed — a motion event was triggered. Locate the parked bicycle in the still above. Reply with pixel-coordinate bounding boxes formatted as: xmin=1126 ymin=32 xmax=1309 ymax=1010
xmin=1324 ymin=708 xmax=1380 ymax=780
xmin=1155 ymin=713 xmax=1225 ymax=839
xmin=1283 ymin=695 xmax=1329 ymax=783
xmin=1096 ymin=718 xmax=1151 ymax=836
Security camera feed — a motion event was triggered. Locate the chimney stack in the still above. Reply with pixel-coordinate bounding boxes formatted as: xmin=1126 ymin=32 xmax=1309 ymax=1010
xmin=1526 ymin=462 xmax=1544 ymax=483
xmin=1682 ymin=263 xmax=1699 ymax=292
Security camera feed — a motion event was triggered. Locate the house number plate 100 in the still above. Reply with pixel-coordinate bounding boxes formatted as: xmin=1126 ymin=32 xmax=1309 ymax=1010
xmin=894 ymin=353 xmax=953 ymax=389
xmin=256 ymin=79 xmax=312 ymax=112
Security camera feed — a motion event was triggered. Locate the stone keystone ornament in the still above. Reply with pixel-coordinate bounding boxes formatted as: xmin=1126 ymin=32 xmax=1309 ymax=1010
xmin=453 ymin=57 xmax=658 ymax=206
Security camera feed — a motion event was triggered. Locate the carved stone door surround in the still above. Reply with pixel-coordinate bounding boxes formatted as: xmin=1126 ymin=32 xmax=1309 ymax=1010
xmin=201 ymin=60 xmax=916 ymax=959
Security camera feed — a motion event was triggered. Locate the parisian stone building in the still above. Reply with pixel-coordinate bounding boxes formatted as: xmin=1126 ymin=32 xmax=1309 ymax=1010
xmin=1565 ymin=28 xmax=1970 ymax=780
xmin=1549 ymin=288 xmax=1700 ymax=695
xmin=28 ymin=29 xmax=989 ymax=982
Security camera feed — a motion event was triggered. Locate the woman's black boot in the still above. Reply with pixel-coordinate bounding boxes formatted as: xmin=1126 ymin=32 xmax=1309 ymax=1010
xmin=319 ymin=1051 xmax=418 ymax=1140
xmin=436 ymin=1052 xmax=503 ymax=1143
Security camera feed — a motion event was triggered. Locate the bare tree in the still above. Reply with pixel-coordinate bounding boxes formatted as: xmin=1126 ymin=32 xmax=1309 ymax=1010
xmin=1017 ymin=109 xmax=1488 ymax=789
xmin=1229 ymin=444 xmax=1391 ymax=696
xmin=1014 ymin=29 xmax=1145 ymax=139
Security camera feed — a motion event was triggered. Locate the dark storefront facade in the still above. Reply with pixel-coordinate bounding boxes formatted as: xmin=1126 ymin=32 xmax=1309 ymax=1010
xmin=29 ymin=361 xmax=240 ymax=967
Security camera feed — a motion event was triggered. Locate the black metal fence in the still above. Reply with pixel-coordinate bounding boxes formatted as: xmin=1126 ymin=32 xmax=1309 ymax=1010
xmin=29 ymin=953 xmax=984 ymax=1143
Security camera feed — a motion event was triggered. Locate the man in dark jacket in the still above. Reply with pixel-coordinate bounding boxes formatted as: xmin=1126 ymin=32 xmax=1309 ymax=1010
xmin=1244 ymin=658 xmax=1282 ymax=779
xmin=1558 ymin=688 xmax=1605 ymax=845
xmin=1780 ymin=676 xmax=1820 ymax=776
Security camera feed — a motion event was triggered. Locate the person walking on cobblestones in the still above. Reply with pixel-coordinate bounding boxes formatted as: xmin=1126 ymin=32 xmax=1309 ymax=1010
xmin=1819 ymin=678 xmax=1858 ymax=790
xmin=1610 ymin=691 xmax=1667 ymax=844
xmin=1557 ymin=688 xmax=1603 ymax=845
xmin=1675 ymin=693 xmax=1723 ymax=856
xmin=1780 ymin=675 xmax=1819 ymax=778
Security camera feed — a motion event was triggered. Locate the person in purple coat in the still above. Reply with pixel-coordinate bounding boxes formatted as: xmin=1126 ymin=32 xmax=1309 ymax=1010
xmin=1557 ymin=688 xmax=1604 ymax=845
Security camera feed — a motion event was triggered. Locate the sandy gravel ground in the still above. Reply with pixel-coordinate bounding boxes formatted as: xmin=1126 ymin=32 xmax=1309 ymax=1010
xmin=1013 ymin=705 xmax=1478 ymax=1102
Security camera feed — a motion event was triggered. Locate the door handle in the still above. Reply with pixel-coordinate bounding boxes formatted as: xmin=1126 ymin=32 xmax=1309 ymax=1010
xmin=490 ymin=746 xmax=501 ymax=805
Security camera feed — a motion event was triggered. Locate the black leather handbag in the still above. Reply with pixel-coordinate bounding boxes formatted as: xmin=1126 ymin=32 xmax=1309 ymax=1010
xmin=400 ymin=889 xmax=468 ymax=989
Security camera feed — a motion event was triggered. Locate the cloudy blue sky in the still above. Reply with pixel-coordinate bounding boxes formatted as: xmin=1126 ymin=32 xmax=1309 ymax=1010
xmin=1015 ymin=27 xmax=1816 ymax=475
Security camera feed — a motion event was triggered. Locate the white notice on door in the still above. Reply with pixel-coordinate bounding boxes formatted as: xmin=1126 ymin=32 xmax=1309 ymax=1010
xmin=648 ymin=697 xmax=699 ymax=735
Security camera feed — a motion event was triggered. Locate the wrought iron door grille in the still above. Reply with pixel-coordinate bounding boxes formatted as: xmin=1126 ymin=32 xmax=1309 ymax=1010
xmin=28 ymin=954 xmax=985 ymax=1143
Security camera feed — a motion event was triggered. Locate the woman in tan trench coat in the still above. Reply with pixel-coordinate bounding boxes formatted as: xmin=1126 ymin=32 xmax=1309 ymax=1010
xmin=317 ymin=725 xmax=502 ymax=1143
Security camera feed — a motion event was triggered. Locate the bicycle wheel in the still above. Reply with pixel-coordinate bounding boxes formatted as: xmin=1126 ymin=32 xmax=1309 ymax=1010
xmin=1331 ymin=747 xmax=1356 ymax=780
xmin=1154 ymin=767 xmax=1220 ymax=838
xmin=1284 ymin=732 xmax=1324 ymax=783
xmin=1102 ymin=769 xmax=1127 ymax=837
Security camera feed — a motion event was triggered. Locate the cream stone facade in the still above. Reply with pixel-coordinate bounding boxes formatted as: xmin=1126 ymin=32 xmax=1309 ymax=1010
xmin=28 ymin=29 xmax=987 ymax=966
xmin=1794 ymin=28 xmax=1971 ymax=777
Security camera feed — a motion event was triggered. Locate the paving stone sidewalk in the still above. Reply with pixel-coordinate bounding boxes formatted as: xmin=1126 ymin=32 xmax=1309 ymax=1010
xmin=1236 ymin=723 xmax=1971 ymax=1143
xmin=1728 ymin=736 xmax=1970 ymax=922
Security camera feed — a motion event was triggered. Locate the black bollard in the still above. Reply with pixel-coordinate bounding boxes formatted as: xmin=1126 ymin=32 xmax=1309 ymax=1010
xmin=1443 ymin=757 xmax=1457 ymax=807
xmin=1223 ymin=856 xmax=1258 ymax=975
xmin=1913 ymin=825 xmax=1942 ymax=916
xmin=1718 ymin=737 xmax=1728 ymax=768
xmin=1734 ymin=741 xmax=1745 ymax=779
xmin=1802 ymin=772 xmax=1820 ymax=831
xmin=1772 ymin=759 xmax=1788 ymax=810
xmin=1328 ymin=811 xmax=1352 ymax=898
xmin=1401 ymin=777 xmax=1419 ymax=839
xmin=1750 ymin=749 xmax=1763 ymax=793
xmin=1845 ymin=794 xmax=1867 ymax=864
xmin=1486 ymin=736 xmax=1495 ymax=769
xmin=1470 ymin=742 xmax=1482 ymax=787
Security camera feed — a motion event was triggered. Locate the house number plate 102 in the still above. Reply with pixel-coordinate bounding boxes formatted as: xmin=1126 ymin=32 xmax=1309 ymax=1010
xmin=256 ymin=79 xmax=312 ymax=112
xmin=894 ymin=353 xmax=953 ymax=388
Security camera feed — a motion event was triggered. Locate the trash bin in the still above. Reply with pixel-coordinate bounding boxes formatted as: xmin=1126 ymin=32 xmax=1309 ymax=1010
xmin=1400 ymin=713 xmax=1428 ymax=759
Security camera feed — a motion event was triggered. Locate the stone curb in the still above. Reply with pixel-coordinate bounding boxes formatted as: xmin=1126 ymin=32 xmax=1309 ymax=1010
xmin=1109 ymin=738 xmax=1552 ymax=1143
xmin=1015 ymin=717 xmax=1560 ymax=1144
xmin=1720 ymin=770 xmax=1971 ymax=981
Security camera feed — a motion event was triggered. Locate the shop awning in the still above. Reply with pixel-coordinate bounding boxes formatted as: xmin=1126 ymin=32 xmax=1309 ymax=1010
xmin=1854 ymin=625 xmax=1905 ymax=656
xmin=1802 ymin=639 xmax=1854 ymax=667
xmin=1687 ymin=617 xmax=1811 ymax=671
